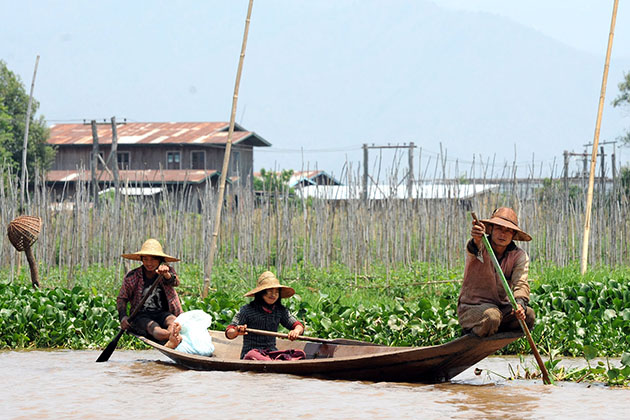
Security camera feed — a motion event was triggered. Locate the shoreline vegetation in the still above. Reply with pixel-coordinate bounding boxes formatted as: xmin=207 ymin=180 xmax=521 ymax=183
xmin=1 ymin=262 xmax=629 ymax=386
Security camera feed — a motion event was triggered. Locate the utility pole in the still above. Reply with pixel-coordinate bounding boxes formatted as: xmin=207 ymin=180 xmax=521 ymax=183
xmin=600 ymin=146 xmax=605 ymax=193
xmin=84 ymin=118 xmax=127 ymax=207
xmin=408 ymin=142 xmax=414 ymax=198
xmin=362 ymin=144 xmax=368 ymax=201
xmin=90 ymin=121 xmax=100 ymax=207
xmin=612 ymin=150 xmax=617 ymax=195
xmin=583 ymin=140 xmax=616 ymax=193
xmin=362 ymin=142 xmax=417 ymax=201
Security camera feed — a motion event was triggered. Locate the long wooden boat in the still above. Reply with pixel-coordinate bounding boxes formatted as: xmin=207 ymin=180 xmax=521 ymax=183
xmin=136 ymin=329 xmax=522 ymax=383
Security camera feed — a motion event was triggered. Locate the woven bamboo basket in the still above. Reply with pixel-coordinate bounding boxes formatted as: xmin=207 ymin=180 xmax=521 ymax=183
xmin=7 ymin=216 xmax=42 ymax=252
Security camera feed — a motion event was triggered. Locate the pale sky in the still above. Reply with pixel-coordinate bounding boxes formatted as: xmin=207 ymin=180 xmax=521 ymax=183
xmin=2 ymin=1 xmax=629 ymax=180
xmin=439 ymin=0 xmax=629 ymax=57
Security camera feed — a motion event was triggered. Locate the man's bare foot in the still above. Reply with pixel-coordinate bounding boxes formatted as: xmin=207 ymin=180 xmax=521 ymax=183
xmin=164 ymin=322 xmax=182 ymax=349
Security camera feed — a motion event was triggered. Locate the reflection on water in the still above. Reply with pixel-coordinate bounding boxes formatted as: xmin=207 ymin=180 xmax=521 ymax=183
xmin=1 ymin=350 xmax=628 ymax=420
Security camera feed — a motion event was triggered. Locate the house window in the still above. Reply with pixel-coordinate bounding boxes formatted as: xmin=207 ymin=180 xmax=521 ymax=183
xmin=191 ymin=151 xmax=206 ymax=169
xmin=167 ymin=151 xmax=181 ymax=169
xmin=117 ymin=152 xmax=130 ymax=170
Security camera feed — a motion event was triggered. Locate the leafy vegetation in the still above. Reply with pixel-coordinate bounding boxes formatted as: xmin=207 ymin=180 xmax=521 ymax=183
xmin=253 ymin=168 xmax=294 ymax=193
xmin=613 ymin=71 xmax=630 ymax=145
xmin=2 ymin=262 xmax=629 ymax=385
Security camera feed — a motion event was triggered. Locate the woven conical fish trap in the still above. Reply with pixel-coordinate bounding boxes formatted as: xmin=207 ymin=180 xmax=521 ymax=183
xmin=7 ymin=216 xmax=42 ymax=252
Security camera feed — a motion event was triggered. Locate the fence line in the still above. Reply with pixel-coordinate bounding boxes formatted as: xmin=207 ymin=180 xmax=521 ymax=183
xmin=1 ymin=162 xmax=629 ymax=286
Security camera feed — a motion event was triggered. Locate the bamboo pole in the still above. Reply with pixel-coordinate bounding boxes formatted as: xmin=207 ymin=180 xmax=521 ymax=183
xmin=203 ymin=0 xmax=254 ymax=297
xmin=20 ymin=55 xmax=40 ymax=210
xmin=581 ymin=0 xmax=618 ymax=275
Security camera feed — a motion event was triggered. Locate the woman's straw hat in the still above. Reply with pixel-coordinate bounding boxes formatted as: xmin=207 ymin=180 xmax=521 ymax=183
xmin=244 ymin=271 xmax=295 ymax=298
xmin=481 ymin=207 xmax=532 ymax=242
xmin=121 ymin=238 xmax=180 ymax=262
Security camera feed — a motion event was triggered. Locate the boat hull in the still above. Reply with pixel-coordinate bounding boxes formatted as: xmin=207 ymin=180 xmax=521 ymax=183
xmin=136 ymin=330 xmax=521 ymax=383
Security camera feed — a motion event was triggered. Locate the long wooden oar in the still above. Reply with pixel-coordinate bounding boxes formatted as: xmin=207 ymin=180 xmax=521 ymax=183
xmin=471 ymin=212 xmax=552 ymax=384
xmin=96 ymin=274 xmax=164 ymax=362
xmin=245 ymin=328 xmax=375 ymax=346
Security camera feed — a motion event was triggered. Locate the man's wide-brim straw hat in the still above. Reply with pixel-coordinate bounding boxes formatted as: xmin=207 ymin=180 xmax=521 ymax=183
xmin=244 ymin=271 xmax=295 ymax=298
xmin=121 ymin=238 xmax=180 ymax=262
xmin=481 ymin=207 xmax=532 ymax=242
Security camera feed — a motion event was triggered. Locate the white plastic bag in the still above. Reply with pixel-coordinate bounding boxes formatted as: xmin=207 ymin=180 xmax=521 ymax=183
xmin=174 ymin=310 xmax=215 ymax=356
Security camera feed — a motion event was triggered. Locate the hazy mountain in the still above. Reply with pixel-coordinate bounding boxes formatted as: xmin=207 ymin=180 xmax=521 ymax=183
xmin=241 ymin=1 xmax=630 ymax=178
xmin=3 ymin=1 xmax=628 ymax=179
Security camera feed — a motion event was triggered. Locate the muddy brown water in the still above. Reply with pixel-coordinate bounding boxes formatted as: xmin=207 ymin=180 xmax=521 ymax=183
xmin=1 ymin=350 xmax=628 ymax=419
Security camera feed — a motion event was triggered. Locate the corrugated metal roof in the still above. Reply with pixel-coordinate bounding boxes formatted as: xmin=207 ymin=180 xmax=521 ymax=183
xmin=99 ymin=187 xmax=163 ymax=196
xmin=48 ymin=122 xmax=271 ymax=147
xmin=46 ymin=169 xmax=219 ymax=184
xmin=296 ymin=184 xmax=500 ymax=200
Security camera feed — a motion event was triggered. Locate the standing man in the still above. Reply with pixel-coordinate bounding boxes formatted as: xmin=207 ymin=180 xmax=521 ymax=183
xmin=458 ymin=207 xmax=535 ymax=337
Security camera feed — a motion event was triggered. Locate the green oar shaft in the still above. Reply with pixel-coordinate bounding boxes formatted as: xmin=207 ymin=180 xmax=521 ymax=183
xmin=470 ymin=212 xmax=552 ymax=385
xmin=478 ymin=225 xmax=519 ymax=310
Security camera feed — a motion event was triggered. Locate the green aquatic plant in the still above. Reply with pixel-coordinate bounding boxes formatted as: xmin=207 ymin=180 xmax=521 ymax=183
xmin=2 ymin=263 xmax=630 ymax=363
xmin=482 ymin=347 xmax=630 ymax=387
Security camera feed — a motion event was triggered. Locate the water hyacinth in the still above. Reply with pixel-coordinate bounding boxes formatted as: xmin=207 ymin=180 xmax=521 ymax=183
xmin=2 ymin=262 xmax=630 ymax=385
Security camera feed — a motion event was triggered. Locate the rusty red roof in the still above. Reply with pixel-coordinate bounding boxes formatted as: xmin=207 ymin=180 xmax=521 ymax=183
xmin=46 ymin=169 xmax=219 ymax=184
xmin=48 ymin=122 xmax=270 ymax=147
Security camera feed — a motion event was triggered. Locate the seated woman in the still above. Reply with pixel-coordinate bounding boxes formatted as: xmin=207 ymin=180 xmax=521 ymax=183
xmin=117 ymin=239 xmax=182 ymax=343
xmin=225 ymin=271 xmax=305 ymax=360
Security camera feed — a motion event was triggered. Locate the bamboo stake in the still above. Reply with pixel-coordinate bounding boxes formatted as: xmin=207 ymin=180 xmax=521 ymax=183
xmin=20 ymin=55 xmax=40 ymax=210
xmin=203 ymin=0 xmax=254 ymax=298
xmin=581 ymin=0 xmax=618 ymax=275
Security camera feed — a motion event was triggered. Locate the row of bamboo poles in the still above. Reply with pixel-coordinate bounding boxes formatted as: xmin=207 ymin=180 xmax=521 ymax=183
xmin=1 ymin=162 xmax=629 ymax=288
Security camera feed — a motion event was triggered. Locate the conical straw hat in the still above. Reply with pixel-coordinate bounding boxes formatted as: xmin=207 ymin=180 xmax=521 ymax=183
xmin=121 ymin=239 xmax=180 ymax=262
xmin=244 ymin=271 xmax=295 ymax=298
xmin=481 ymin=207 xmax=532 ymax=242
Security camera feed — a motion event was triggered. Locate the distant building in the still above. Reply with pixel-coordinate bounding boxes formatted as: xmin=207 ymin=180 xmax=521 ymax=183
xmin=288 ymin=170 xmax=341 ymax=188
xmin=296 ymin=182 xmax=499 ymax=207
xmin=253 ymin=170 xmax=341 ymax=189
xmin=46 ymin=121 xmax=270 ymax=198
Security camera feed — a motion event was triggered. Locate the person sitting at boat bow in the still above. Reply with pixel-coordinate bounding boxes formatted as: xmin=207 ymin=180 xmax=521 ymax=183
xmin=225 ymin=271 xmax=305 ymax=360
xmin=457 ymin=207 xmax=535 ymax=337
xmin=117 ymin=238 xmax=182 ymax=343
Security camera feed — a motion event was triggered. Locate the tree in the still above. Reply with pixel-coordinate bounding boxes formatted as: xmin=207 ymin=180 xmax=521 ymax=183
xmin=0 ymin=60 xmax=54 ymax=179
xmin=253 ymin=168 xmax=294 ymax=194
xmin=613 ymin=71 xmax=630 ymax=145
xmin=620 ymin=166 xmax=630 ymax=197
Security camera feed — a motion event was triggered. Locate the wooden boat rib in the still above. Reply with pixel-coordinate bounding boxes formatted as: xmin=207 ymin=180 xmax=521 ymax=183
xmin=136 ymin=329 xmax=522 ymax=383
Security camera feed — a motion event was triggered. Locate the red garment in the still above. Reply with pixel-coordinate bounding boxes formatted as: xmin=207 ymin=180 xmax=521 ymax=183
xmin=116 ymin=266 xmax=182 ymax=320
xmin=243 ymin=348 xmax=306 ymax=361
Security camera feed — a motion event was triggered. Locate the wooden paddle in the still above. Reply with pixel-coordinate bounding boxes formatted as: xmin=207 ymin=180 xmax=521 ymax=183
xmin=470 ymin=212 xmax=552 ymax=384
xmin=96 ymin=274 xmax=164 ymax=362
xmin=245 ymin=327 xmax=375 ymax=346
